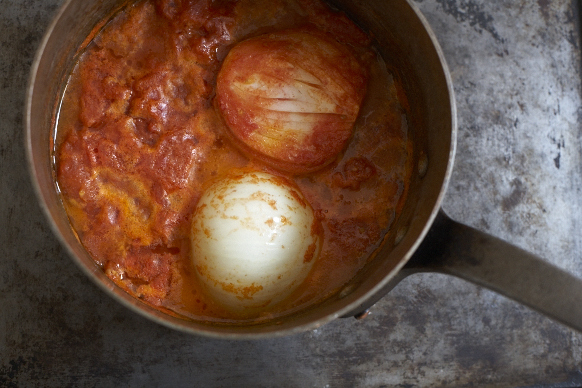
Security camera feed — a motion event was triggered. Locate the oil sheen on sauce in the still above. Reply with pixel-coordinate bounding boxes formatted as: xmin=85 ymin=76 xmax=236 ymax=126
xmin=54 ymin=0 xmax=413 ymax=323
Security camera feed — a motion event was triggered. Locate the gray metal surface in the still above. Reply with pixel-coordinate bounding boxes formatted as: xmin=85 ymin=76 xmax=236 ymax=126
xmin=2 ymin=0 xmax=582 ymax=386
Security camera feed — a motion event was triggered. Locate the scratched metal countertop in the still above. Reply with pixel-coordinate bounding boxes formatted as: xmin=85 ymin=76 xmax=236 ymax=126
xmin=2 ymin=0 xmax=582 ymax=386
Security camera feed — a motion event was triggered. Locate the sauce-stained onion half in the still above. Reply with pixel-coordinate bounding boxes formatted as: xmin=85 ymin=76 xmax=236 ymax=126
xmin=216 ymin=28 xmax=369 ymax=174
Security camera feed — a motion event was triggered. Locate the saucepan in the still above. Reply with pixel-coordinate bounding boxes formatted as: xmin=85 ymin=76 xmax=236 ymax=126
xmin=25 ymin=0 xmax=582 ymax=338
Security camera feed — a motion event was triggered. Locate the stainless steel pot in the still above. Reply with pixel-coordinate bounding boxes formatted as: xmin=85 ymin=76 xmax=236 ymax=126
xmin=25 ymin=0 xmax=582 ymax=338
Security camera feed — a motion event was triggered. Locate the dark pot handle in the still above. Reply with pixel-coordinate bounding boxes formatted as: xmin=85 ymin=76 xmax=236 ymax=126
xmin=350 ymin=211 xmax=582 ymax=331
xmin=386 ymin=211 xmax=582 ymax=331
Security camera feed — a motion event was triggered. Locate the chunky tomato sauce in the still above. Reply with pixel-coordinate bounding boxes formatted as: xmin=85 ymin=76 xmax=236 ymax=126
xmin=55 ymin=0 xmax=412 ymax=322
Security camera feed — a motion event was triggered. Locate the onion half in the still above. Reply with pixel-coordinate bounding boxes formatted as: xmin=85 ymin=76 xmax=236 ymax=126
xmin=216 ymin=28 xmax=368 ymax=174
xmin=190 ymin=171 xmax=322 ymax=312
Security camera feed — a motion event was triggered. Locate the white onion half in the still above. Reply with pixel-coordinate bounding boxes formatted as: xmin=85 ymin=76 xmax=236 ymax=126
xmin=191 ymin=171 xmax=321 ymax=312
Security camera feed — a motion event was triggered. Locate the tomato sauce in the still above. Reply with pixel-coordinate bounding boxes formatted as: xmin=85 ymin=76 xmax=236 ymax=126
xmin=55 ymin=0 xmax=413 ymax=322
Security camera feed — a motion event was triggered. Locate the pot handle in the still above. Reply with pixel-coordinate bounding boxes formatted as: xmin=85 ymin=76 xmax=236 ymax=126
xmin=402 ymin=211 xmax=582 ymax=331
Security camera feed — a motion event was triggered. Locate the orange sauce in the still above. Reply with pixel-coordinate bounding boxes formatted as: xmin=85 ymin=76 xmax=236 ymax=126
xmin=54 ymin=0 xmax=413 ymax=322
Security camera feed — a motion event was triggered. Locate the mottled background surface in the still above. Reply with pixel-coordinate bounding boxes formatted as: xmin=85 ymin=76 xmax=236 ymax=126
xmin=2 ymin=0 xmax=582 ymax=386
